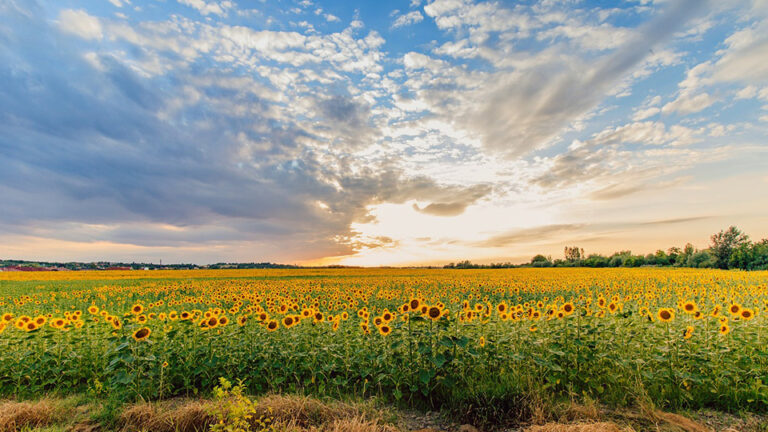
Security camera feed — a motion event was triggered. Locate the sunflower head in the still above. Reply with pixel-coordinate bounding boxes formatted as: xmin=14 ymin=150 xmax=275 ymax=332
xmin=266 ymin=320 xmax=279 ymax=331
xmin=657 ymin=308 xmax=674 ymax=322
xmin=132 ymin=327 xmax=151 ymax=341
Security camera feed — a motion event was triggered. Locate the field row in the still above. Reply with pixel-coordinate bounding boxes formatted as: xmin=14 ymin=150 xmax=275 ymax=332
xmin=1 ymin=268 xmax=767 ymax=414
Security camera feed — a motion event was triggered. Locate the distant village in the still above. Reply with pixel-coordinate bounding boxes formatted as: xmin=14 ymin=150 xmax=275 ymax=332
xmin=0 ymin=260 xmax=299 ymax=272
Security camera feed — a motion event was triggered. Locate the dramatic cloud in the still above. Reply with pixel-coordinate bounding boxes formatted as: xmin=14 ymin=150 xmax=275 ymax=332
xmin=0 ymin=0 xmax=766 ymax=265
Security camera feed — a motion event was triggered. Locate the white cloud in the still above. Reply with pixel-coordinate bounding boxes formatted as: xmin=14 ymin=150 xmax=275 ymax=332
xmin=177 ymin=0 xmax=233 ymax=17
xmin=57 ymin=9 xmax=103 ymax=40
xmin=712 ymin=20 xmax=768 ymax=84
xmin=632 ymin=107 xmax=660 ymax=121
xmin=392 ymin=11 xmax=424 ymax=29
xmin=661 ymin=92 xmax=716 ymax=115
xmin=735 ymin=85 xmax=758 ymax=99
xmin=589 ymin=121 xmax=700 ymax=148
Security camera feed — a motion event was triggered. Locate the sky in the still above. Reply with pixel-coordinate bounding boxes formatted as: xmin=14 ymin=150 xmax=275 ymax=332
xmin=1 ymin=0 xmax=767 ymax=266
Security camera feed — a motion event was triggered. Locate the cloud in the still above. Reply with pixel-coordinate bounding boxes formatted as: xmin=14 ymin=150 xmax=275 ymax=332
xmin=177 ymin=0 xmax=233 ymax=17
xmin=416 ymin=0 xmax=709 ymax=158
xmin=475 ymin=224 xmax=585 ymax=248
xmin=639 ymin=216 xmax=711 ymax=225
xmin=392 ymin=11 xmax=424 ymax=29
xmin=588 ymin=177 xmax=688 ymax=200
xmin=1 ymin=2 xmax=487 ymax=262
xmin=661 ymin=92 xmax=716 ymax=114
xmin=712 ymin=20 xmax=768 ymax=84
xmin=411 ymin=184 xmax=491 ymax=216
xmin=1 ymin=0 xmax=764 ymax=266
xmin=57 ymin=9 xmax=103 ymax=40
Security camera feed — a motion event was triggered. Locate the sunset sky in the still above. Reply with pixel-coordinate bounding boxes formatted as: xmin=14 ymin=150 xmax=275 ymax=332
xmin=1 ymin=0 xmax=767 ymax=266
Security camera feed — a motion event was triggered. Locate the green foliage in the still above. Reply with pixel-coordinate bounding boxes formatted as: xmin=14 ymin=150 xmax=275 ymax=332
xmin=711 ymin=226 xmax=750 ymax=269
xmin=209 ymin=378 xmax=272 ymax=432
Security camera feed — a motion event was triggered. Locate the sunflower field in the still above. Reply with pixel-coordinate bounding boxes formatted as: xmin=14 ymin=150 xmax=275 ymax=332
xmin=1 ymin=268 xmax=767 ymax=414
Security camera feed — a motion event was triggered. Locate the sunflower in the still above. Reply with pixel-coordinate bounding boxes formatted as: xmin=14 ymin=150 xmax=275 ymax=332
xmin=282 ymin=315 xmax=295 ymax=328
xmin=266 ymin=320 xmax=279 ymax=331
xmin=237 ymin=315 xmax=248 ymax=326
xmin=206 ymin=316 xmax=219 ymax=328
xmin=683 ymin=326 xmax=694 ymax=340
xmin=529 ymin=325 xmax=538 ymax=332
xmin=25 ymin=321 xmax=39 ymax=332
xmin=131 ymin=304 xmax=144 ymax=315
xmin=479 ymin=336 xmax=486 ymax=347
xmin=378 ymin=324 xmax=391 ymax=336
xmin=111 ymin=317 xmax=122 ymax=330
xmin=711 ymin=305 xmax=721 ymax=317
xmin=51 ymin=318 xmax=66 ymax=328
xmin=409 ymin=299 xmax=420 ymax=310
xmin=719 ymin=324 xmax=730 ymax=335
xmin=1 ymin=313 xmax=13 ymax=322
xmin=561 ymin=302 xmax=574 ymax=315
xmin=427 ymin=306 xmax=441 ymax=320
xmin=682 ymin=301 xmax=697 ymax=314
xmin=728 ymin=303 xmax=741 ymax=316
xmin=657 ymin=308 xmax=674 ymax=322
xmin=180 ymin=311 xmax=191 ymax=320
xmin=497 ymin=302 xmax=507 ymax=314
xmin=218 ymin=315 xmax=229 ymax=326
xmin=88 ymin=306 xmax=99 ymax=315
xmin=132 ymin=327 xmax=151 ymax=341
xmin=740 ymin=308 xmax=754 ymax=321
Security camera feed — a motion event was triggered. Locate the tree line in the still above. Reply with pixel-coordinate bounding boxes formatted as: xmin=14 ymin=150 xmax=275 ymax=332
xmin=444 ymin=226 xmax=768 ymax=270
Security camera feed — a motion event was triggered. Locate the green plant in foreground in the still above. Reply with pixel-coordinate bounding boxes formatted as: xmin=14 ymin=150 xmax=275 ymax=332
xmin=209 ymin=377 xmax=273 ymax=432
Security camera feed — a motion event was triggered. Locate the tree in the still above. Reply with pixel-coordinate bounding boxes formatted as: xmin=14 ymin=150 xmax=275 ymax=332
xmin=688 ymin=250 xmax=715 ymax=268
xmin=667 ymin=246 xmax=682 ymax=265
xmin=530 ymin=254 xmax=552 ymax=267
xmin=730 ymin=239 xmax=768 ymax=270
xmin=564 ymin=246 xmax=584 ymax=263
xmin=710 ymin=226 xmax=749 ymax=269
xmin=583 ymin=254 xmax=609 ymax=267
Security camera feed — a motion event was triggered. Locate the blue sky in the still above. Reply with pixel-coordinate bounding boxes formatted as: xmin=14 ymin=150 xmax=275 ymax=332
xmin=1 ymin=0 xmax=767 ymax=265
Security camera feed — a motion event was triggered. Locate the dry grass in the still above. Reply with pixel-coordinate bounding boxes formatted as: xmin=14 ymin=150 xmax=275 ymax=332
xmin=652 ymin=411 xmax=711 ymax=432
xmin=558 ymin=400 xmax=602 ymax=423
xmin=0 ymin=399 xmax=62 ymax=432
xmin=256 ymin=394 xmax=359 ymax=427
xmin=119 ymin=394 xmax=394 ymax=432
xmin=523 ymin=422 xmax=630 ymax=432
xmin=120 ymin=399 xmax=214 ymax=432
